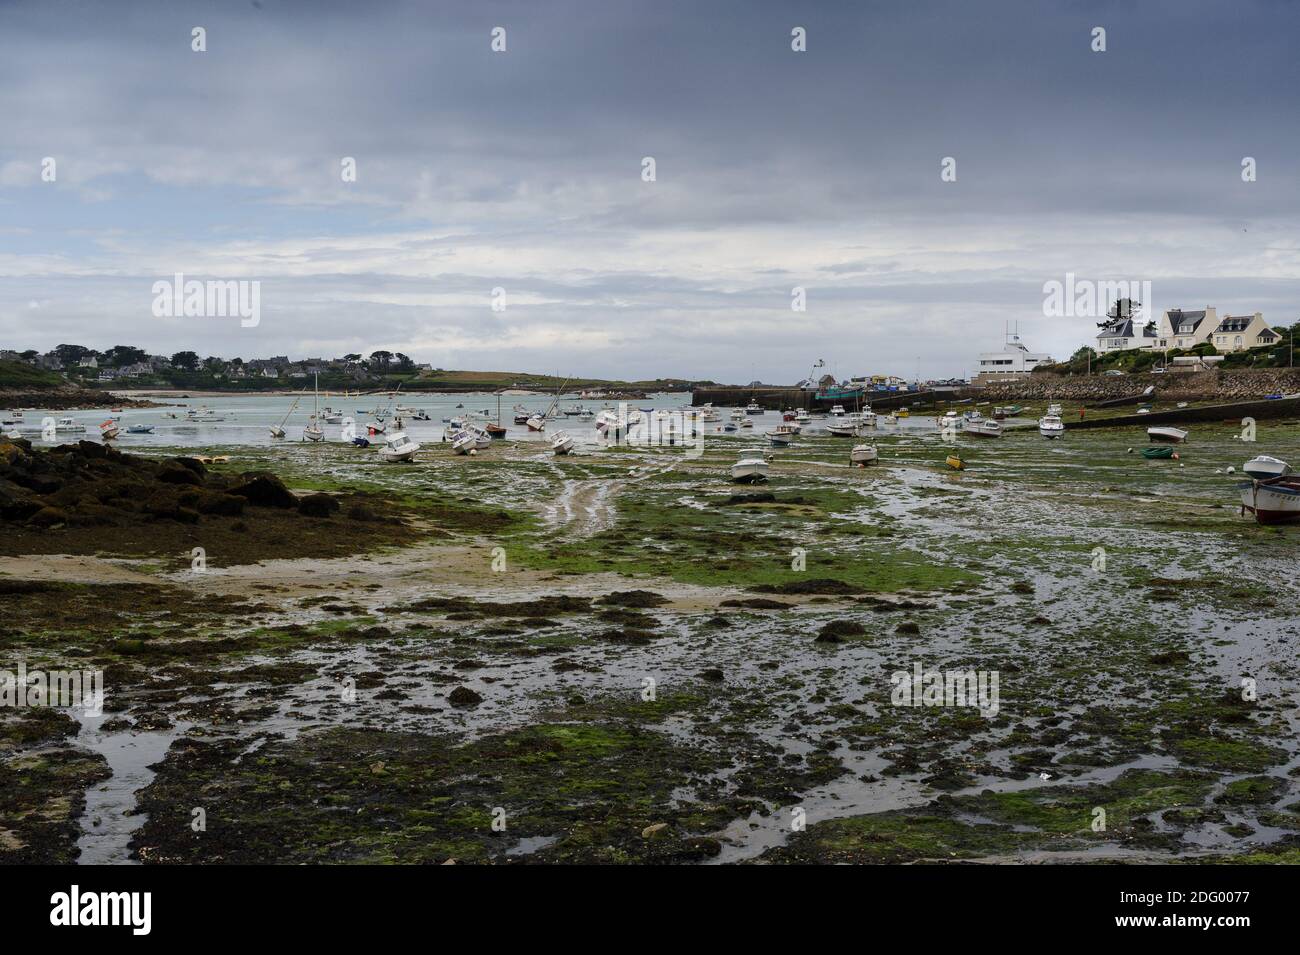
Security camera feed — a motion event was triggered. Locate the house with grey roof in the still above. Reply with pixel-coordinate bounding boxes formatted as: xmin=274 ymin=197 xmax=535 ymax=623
xmin=1211 ymin=312 xmax=1278 ymax=352
xmin=1157 ymin=308 xmax=1218 ymax=350
xmin=1096 ymin=300 xmax=1159 ymax=354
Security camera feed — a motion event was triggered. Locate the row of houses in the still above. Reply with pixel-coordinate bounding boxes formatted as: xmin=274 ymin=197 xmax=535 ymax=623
xmin=1095 ymin=302 xmax=1280 ymax=355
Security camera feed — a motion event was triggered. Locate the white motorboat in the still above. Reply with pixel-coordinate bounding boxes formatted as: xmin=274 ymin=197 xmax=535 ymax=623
xmin=1243 ymin=455 xmax=1291 ymax=481
xmin=795 ymin=409 xmax=811 ymax=424
xmin=552 ymin=430 xmax=575 ymax=455
xmin=1047 ymin=403 xmax=1063 ymax=417
xmin=55 ymin=417 xmax=85 ymax=433
xmin=730 ymin=449 xmax=769 ymax=484
xmin=126 ymin=424 xmax=154 ymax=434
xmin=1239 ymin=475 xmax=1300 ymax=524
xmin=745 ymin=401 xmax=764 ymax=415
xmin=766 ymin=426 xmax=796 ymax=447
xmin=378 ymin=431 xmax=421 ymax=463
xmin=595 ymin=408 xmax=627 ymax=440
xmin=451 ymin=424 xmax=492 ymax=454
xmin=1038 ymin=413 xmax=1065 ymax=439
xmin=939 ymin=410 xmax=961 ymax=430
xmin=829 ymin=404 xmax=846 ymax=417
xmin=730 ymin=409 xmax=745 ymax=421
xmin=966 ymin=419 xmax=1002 ymax=438
xmin=850 ymin=444 xmax=879 ymax=466
xmin=526 ymin=413 xmax=546 ymax=432
xmin=1147 ymin=426 xmax=1188 ymax=443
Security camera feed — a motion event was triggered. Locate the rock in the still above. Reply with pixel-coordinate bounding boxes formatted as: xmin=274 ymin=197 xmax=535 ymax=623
xmin=896 ymin=621 xmax=921 ymax=635
xmin=196 ymin=492 xmax=246 ymax=516
xmin=298 ymin=493 xmax=340 ymax=518
xmin=818 ymin=619 xmax=866 ymax=641
xmin=447 ymin=686 xmax=483 ymax=708
xmin=698 ymin=668 xmax=724 ymax=682
xmin=27 ymin=506 xmax=69 ymax=527
xmin=228 ymin=472 xmax=297 ymax=508
xmin=156 ymin=461 xmax=202 ymax=486
xmin=599 ymin=590 xmax=668 ymax=608
xmin=641 ymin=823 xmax=669 ymax=839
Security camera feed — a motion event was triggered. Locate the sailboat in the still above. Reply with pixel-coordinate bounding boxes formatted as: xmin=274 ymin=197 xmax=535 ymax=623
xmin=487 ymin=393 xmax=508 ymax=438
xmin=270 ymin=396 xmax=300 ymax=439
xmin=528 ymin=376 xmax=572 ymax=433
xmin=304 ymin=374 xmax=324 ymax=442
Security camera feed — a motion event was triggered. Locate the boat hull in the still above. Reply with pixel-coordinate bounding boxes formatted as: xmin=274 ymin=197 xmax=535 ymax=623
xmin=1239 ymin=479 xmax=1300 ymax=524
xmin=1147 ymin=427 xmax=1188 ymax=443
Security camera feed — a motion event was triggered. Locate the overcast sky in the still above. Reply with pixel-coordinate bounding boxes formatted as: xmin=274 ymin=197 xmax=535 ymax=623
xmin=2 ymin=0 xmax=1298 ymax=383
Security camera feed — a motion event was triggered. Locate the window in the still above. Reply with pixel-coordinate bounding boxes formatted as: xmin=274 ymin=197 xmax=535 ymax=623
xmin=1235 ymin=336 xmax=1243 ymax=348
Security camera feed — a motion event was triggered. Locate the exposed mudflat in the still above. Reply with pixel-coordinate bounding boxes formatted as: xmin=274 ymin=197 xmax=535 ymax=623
xmin=3 ymin=414 xmax=1299 ymax=864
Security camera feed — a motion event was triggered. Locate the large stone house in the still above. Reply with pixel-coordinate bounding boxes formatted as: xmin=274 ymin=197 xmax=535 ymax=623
xmin=1156 ymin=308 xmax=1218 ymax=350
xmin=1210 ymin=312 xmax=1279 ymax=352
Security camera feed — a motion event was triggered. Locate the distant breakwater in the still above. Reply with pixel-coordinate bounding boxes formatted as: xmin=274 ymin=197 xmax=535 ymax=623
xmin=691 ymin=386 xmax=948 ymax=411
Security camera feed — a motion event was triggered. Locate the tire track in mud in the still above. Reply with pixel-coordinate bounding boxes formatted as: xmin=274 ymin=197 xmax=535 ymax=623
xmin=539 ymin=458 xmax=677 ymax=539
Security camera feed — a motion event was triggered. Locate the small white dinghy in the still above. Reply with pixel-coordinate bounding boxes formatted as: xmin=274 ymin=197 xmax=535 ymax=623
xmin=730 ymin=449 xmax=769 ymax=484
xmin=378 ymin=431 xmax=420 ymax=463
xmin=1243 ymin=455 xmax=1291 ymax=481
xmin=1038 ymin=413 xmax=1065 ymax=439
xmin=552 ymin=430 xmax=575 ymax=455
xmin=850 ymin=444 xmax=878 ymax=466
xmin=1147 ymin=426 xmax=1188 ymax=443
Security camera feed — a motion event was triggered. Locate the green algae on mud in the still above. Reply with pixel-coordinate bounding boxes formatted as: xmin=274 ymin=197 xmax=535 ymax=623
xmin=128 ymin=721 xmax=749 ymax=864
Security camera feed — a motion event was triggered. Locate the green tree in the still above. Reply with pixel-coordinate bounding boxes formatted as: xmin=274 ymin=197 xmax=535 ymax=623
xmin=171 ymin=350 xmax=200 ymax=371
xmin=103 ymin=345 xmax=148 ymax=367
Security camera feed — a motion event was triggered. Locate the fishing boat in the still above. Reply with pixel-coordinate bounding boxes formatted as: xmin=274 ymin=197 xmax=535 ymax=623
xmin=1147 ymin=426 xmax=1188 ymax=443
xmin=1038 ymin=413 xmax=1065 ymax=439
xmin=963 ymin=409 xmax=983 ymax=423
xmin=730 ymin=409 xmax=745 ymax=421
xmin=377 ymin=431 xmax=421 ymax=463
xmin=304 ymin=374 xmax=324 ymax=442
xmin=945 ymin=454 xmax=965 ymax=470
xmin=269 ymin=397 xmax=300 ymax=439
xmin=551 ymin=430 xmax=575 ymax=455
xmin=99 ymin=420 xmax=119 ymax=440
xmin=55 ymin=417 xmax=85 ymax=433
xmin=895 ymin=408 xmax=910 ymax=418
xmin=1243 ymin=455 xmax=1291 ymax=480
xmin=730 ymin=449 xmax=769 ymax=484
xmin=828 ymin=404 xmax=846 ymax=417
xmin=966 ymin=419 xmax=1002 ymax=438
xmin=1141 ymin=447 xmax=1176 ymax=460
xmin=740 ymin=419 xmax=754 ymax=429
xmin=850 ymin=444 xmax=878 ymax=466
xmin=745 ymin=400 xmax=764 ymax=415
xmin=992 ymin=407 xmax=1008 ymax=420
xmin=1239 ymin=475 xmax=1300 ymax=524
xmin=795 ymin=409 xmax=811 ymax=424
xmin=723 ymin=422 xmax=738 ymax=433
xmin=125 ymin=424 xmax=154 ymax=435
xmin=766 ymin=426 xmax=796 ymax=447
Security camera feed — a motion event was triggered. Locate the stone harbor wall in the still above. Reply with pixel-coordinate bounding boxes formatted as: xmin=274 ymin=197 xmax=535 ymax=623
xmin=980 ymin=369 xmax=1300 ymax=402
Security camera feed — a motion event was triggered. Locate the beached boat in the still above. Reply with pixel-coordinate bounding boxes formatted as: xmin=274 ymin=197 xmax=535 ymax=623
xmin=269 ymin=397 xmax=300 ymax=439
xmin=125 ymin=424 xmax=154 ymax=435
xmin=730 ymin=449 xmax=769 ymax=484
xmin=1243 ymin=455 xmax=1291 ymax=480
xmin=1038 ymin=413 xmax=1065 ymax=439
xmin=945 ymin=454 xmax=965 ymax=470
xmin=303 ymin=375 xmax=324 ymax=442
xmin=966 ymin=419 xmax=1002 ymax=438
xmin=766 ymin=426 xmax=796 ymax=447
xmin=795 ymin=409 xmax=811 ymax=424
xmin=1141 ymin=447 xmax=1176 ymax=460
xmin=1147 ymin=426 xmax=1188 ymax=443
xmin=1239 ymin=475 xmax=1300 ymax=524
xmin=99 ymin=420 xmax=119 ymax=440
xmin=828 ymin=404 xmax=846 ymax=417
xmin=377 ymin=431 xmax=420 ymax=463
xmin=595 ymin=408 xmax=627 ymax=440
xmin=551 ymin=430 xmax=575 ymax=455
xmin=850 ymin=444 xmax=878 ymax=466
